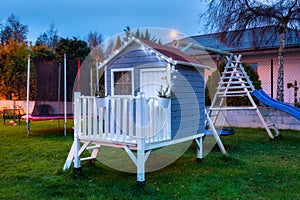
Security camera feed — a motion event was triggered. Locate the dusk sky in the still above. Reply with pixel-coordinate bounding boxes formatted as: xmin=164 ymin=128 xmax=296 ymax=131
xmin=1 ymin=0 xmax=207 ymax=42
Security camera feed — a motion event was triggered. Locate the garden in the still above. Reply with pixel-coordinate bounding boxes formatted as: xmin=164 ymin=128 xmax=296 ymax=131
xmin=0 ymin=120 xmax=299 ymax=199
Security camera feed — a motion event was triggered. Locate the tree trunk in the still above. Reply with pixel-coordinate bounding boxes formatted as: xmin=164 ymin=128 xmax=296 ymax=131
xmin=276 ymin=27 xmax=286 ymax=102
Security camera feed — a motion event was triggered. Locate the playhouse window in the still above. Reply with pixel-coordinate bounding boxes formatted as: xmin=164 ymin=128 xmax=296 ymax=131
xmin=113 ymin=70 xmax=133 ymax=95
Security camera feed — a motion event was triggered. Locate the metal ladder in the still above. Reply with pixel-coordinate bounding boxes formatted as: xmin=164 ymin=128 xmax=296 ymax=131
xmin=257 ymin=104 xmax=280 ymax=137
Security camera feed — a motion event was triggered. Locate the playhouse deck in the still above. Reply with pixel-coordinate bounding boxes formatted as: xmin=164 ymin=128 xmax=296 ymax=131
xmin=64 ymin=92 xmax=204 ymax=183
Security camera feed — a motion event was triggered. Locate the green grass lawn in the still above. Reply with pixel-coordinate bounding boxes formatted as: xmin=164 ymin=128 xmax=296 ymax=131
xmin=0 ymin=120 xmax=299 ymax=200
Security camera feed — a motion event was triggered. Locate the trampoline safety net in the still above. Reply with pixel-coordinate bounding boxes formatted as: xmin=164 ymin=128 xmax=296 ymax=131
xmin=31 ymin=60 xmax=77 ymax=117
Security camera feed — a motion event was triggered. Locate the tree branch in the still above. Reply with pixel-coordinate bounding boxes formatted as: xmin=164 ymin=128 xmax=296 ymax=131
xmin=244 ymin=0 xmax=282 ymax=20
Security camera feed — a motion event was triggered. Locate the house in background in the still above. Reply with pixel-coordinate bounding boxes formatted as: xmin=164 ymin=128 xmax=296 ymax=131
xmin=190 ymin=27 xmax=300 ymax=104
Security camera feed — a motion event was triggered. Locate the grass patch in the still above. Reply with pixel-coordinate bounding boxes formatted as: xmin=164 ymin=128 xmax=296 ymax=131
xmin=0 ymin=121 xmax=299 ymax=199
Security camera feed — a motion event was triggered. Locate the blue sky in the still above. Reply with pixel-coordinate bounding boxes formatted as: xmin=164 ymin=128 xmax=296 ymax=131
xmin=1 ymin=0 xmax=207 ymax=42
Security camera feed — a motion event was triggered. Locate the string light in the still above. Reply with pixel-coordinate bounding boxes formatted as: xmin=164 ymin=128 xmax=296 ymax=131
xmin=169 ymin=30 xmax=178 ymax=40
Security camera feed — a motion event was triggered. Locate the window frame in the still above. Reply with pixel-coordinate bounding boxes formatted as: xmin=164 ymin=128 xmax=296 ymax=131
xmin=111 ymin=68 xmax=134 ymax=97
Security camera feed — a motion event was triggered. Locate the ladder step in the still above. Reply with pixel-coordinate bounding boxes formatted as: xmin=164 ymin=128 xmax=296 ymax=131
xmin=267 ymin=123 xmax=275 ymax=128
xmin=80 ymin=156 xmax=97 ymax=161
xmin=86 ymin=145 xmax=101 ymax=150
xmin=210 ymin=107 xmax=257 ymax=111
xmin=231 ymin=61 xmax=242 ymax=64
xmin=224 ymin=65 xmax=236 ymax=69
xmin=219 ymin=81 xmax=245 ymax=85
xmin=222 ymin=76 xmax=249 ymax=79
xmin=222 ymin=71 xmax=235 ymax=74
xmin=222 ymin=71 xmax=243 ymax=75
xmin=218 ymin=94 xmax=247 ymax=97
xmin=217 ymin=86 xmax=251 ymax=90
xmin=217 ymin=91 xmax=247 ymax=95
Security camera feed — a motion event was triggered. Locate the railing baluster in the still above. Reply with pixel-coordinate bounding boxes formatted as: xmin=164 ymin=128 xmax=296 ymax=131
xmin=93 ymin=98 xmax=97 ymax=138
xmin=128 ymin=98 xmax=134 ymax=142
xmin=88 ymin=98 xmax=93 ymax=137
xmin=78 ymin=96 xmax=82 ymax=138
xmin=110 ymin=98 xmax=115 ymax=141
xmin=122 ymin=99 xmax=128 ymax=142
xmin=160 ymin=107 xmax=164 ymax=141
xmin=155 ymin=100 xmax=159 ymax=142
xmin=116 ymin=98 xmax=121 ymax=141
xmin=98 ymin=106 xmax=103 ymax=134
xmin=104 ymin=97 xmax=110 ymax=138
xmin=147 ymin=99 xmax=153 ymax=143
xmin=82 ymin=98 xmax=87 ymax=137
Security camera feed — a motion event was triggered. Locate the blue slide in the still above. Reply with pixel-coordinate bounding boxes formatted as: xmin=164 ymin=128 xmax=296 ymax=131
xmin=252 ymin=89 xmax=300 ymax=121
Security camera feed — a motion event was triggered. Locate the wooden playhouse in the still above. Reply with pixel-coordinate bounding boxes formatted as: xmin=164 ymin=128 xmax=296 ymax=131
xmin=63 ymin=37 xmax=211 ymax=184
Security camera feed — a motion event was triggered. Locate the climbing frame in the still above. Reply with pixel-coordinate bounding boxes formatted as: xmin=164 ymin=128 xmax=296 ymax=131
xmin=208 ymin=53 xmax=280 ymax=139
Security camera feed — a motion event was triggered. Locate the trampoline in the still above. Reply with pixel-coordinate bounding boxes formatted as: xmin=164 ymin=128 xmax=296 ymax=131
xmin=23 ymin=55 xmax=78 ymax=135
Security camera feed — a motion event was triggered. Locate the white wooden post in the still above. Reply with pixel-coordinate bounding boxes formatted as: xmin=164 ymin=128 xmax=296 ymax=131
xmin=26 ymin=55 xmax=30 ymax=136
xmin=205 ymin=110 xmax=227 ymax=156
xmin=195 ymin=137 xmax=203 ymax=162
xmin=64 ymin=54 xmax=67 ymax=136
xmin=73 ymin=92 xmax=82 ymax=173
xmin=136 ymin=92 xmax=146 ymax=185
xmin=96 ymin=59 xmax=99 ymax=94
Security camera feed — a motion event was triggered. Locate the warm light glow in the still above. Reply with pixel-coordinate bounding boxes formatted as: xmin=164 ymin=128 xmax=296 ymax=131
xmin=169 ymin=30 xmax=178 ymax=39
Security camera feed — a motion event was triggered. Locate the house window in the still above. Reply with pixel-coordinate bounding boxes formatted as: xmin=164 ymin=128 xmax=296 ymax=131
xmin=112 ymin=69 xmax=133 ymax=96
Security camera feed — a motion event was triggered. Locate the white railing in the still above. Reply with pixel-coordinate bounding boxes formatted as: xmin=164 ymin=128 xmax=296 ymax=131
xmin=73 ymin=92 xmax=171 ymax=145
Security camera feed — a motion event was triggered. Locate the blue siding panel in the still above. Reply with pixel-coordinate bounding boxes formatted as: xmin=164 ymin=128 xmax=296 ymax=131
xmin=171 ymin=65 xmax=205 ymax=139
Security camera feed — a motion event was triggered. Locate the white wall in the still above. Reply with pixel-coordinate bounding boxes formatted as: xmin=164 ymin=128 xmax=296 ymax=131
xmin=211 ymin=107 xmax=300 ymax=131
xmin=0 ymin=100 xmax=35 ymax=115
xmin=243 ymin=50 xmax=300 ymax=103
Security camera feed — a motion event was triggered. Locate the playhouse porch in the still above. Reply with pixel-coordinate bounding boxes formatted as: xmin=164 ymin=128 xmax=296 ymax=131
xmin=63 ymin=92 xmax=204 ymax=183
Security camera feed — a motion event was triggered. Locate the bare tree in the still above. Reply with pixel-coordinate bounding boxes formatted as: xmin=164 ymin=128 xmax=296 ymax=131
xmin=35 ymin=23 xmax=59 ymax=50
xmin=200 ymin=0 xmax=300 ymax=102
xmin=87 ymin=31 xmax=103 ymax=49
xmin=0 ymin=14 xmax=28 ymax=44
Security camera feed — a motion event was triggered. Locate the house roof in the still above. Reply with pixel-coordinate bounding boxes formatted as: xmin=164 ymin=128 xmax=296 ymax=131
xmin=190 ymin=26 xmax=300 ymax=52
xmin=140 ymin=39 xmax=208 ymax=68
xmin=99 ymin=37 xmax=211 ymax=70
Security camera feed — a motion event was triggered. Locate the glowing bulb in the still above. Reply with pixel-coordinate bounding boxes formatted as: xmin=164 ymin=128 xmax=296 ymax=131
xmin=170 ymin=30 xmax=178 ymax=39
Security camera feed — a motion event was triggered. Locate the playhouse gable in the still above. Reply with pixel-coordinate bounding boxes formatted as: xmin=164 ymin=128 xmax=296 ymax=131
xmin=103 ymin=39 xmax=169 ymax=97
xmin=102 ymin=37 xmax=209 ymax=97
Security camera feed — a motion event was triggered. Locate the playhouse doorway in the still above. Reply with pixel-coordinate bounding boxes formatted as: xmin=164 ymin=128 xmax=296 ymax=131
xmin=140 ymin=68 xmax=169 ymax=97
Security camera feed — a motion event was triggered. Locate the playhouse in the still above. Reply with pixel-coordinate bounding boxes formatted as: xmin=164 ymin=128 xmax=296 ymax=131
xmin=63 ymin=37 xmax=212 ymax=184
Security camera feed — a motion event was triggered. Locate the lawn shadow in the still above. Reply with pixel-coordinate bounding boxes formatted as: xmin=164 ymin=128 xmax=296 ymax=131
xmin=28 ymin=127 xmax=73 ymax=138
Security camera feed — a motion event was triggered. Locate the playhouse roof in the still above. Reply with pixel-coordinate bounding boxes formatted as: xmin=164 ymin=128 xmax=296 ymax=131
xmin=140 ymin=39 xmax=210 ymax=68
xmin=99 ymin=37 xmax=211 ymax=70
